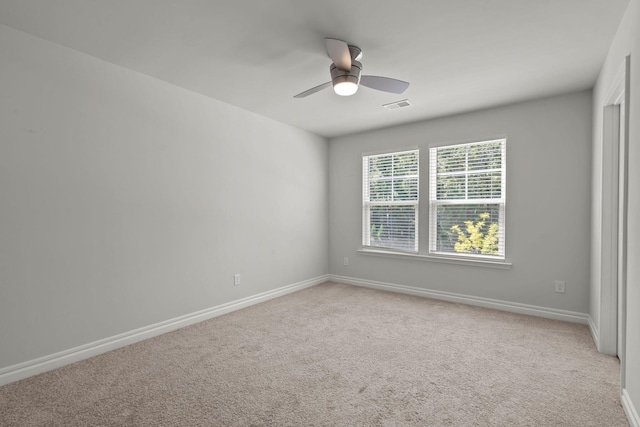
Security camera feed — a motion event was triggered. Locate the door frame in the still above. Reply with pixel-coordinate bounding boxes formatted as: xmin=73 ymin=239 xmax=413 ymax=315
xmin=599 ymin=56 xmax=629 ymax=386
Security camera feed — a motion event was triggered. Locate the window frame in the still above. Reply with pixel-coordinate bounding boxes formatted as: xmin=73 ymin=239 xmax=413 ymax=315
xmin=362 ymin=149 xmax=420 ymax=253
xmin=428 ymin=138 xmax=507 ymax=260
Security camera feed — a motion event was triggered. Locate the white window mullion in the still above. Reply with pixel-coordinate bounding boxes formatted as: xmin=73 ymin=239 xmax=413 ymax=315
xmin=498 ymin=202 xmax=506 ymax=256
xmin=362 ymin=156 xmax=369 ymax=247
xmin=431 ymin=198 xmax=504 ymax=206
xmin=429 ymin=150 xmax=438 ymax=254
xmin=367 ymin=200 xmax=419 ymax=206
xmin=465 ymin=148 xmax=469 ymax=200
xmin=499 ymin=140 xmax=507 ymax=255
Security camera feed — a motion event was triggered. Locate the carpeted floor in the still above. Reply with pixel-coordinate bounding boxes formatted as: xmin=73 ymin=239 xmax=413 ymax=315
xmin=0 ymin=282 xmax=629 ymax=426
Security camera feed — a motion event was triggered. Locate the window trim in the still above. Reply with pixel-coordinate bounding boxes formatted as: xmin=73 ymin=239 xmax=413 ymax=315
xmin=357 ymin=247 xmax=512 ymax=269
xmin=362 ymin=149 xmax=419 ymax=253
xmin=428 ymin=138 xmax=507 ymax=260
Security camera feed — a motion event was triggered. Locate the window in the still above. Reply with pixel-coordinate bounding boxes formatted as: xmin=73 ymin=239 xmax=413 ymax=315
xmin=363 ymin=150 xmax=419 ymax=252
xmin=429 ymin=139 xmax=506 ymax=259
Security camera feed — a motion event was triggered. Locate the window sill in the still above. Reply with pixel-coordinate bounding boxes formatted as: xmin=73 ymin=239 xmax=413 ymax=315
xmin=357 ymin=248 xmax=512 ymax=269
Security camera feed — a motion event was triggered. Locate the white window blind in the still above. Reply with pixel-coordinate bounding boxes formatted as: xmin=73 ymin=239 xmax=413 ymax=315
xmin=429 ymin=139 xmax=506 ymax=259
xmin=363 ymin=150 xmax=419 ymax=252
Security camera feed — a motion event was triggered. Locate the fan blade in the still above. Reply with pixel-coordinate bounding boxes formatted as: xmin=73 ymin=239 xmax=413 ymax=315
xmin=360 ymin=75 xmax=410 ymax=94
xmin=293 ymin=81 xmax=332 ymax=98
xmin=325 ymin=38 xmax=351 ymax=71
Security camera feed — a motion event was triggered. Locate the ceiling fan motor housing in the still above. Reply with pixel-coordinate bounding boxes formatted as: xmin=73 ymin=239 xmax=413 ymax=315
xmin=330 ymin=60 xmax=362 ymax=86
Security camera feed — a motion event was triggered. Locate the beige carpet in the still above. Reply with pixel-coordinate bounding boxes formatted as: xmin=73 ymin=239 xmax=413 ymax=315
xmin=0 ymin=282 xmax=628 ymax=426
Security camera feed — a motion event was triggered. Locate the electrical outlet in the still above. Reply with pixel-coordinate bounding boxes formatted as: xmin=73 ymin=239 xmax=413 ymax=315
xmin=554 ymin=280 xmax=565 ymax=293
xmin=234 ymin=274 xmax=241 ymax=286
xmin=343 ymin=257 xmax=349 ymax=266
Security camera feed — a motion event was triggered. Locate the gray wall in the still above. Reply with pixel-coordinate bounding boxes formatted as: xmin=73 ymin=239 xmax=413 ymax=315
xmin=592 ymin=0 xmax=640 ymax=419
xmin=329 ymin=91 xmax=592 ymax=314
xmin=0 ymin=24 xmax=329 ymax=370
xmin=2 ymin=5 xmax=638 ymax=420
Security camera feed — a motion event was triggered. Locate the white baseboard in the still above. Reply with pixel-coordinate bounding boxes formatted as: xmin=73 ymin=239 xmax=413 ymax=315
xmin=588 ymin=316 xmax=601 ymax=351
xmin=329 ymin=275 xmax=590 ymax=324
xmin=623 ymin=389 xmax=640 ymax=427
xmin=0 ymin=275 xmax=329 ymax=387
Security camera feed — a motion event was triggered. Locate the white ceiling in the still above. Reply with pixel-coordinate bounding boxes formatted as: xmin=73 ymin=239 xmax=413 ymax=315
xmin=0 ymin=0 xmax=630 ymax=138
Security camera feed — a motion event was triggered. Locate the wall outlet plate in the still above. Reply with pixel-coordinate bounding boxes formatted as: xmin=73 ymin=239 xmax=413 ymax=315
xmin=554 ymin=280 xmax=565 ymax=293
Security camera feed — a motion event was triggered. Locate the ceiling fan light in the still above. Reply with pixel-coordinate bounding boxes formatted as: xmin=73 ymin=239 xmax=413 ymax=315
xmin=334 ymin=81 xmax=358 ymax=96
xmin=330 ymin=62 xmax=361 ymax=97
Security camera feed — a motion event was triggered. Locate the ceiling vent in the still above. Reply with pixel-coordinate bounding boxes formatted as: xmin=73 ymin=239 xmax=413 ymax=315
xmin=382 ymin=99 xmax=412 ymax=111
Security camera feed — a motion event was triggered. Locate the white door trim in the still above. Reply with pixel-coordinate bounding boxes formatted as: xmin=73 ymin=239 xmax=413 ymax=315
xmin=599 ymin=102 xmax=619 ymax=357
xmin=598 ymin=56 xmax=629 ymax=385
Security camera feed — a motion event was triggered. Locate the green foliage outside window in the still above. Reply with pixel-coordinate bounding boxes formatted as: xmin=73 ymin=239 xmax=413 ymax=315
xmin=370 ymin=224 xmax=384 ymax=245
xmin=450 ymin=212 xmax=499 ymax=255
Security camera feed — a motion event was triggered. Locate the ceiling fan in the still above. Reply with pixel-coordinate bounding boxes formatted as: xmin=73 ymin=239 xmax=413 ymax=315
xmin=294 ymin=38 xmax=410 ymax=98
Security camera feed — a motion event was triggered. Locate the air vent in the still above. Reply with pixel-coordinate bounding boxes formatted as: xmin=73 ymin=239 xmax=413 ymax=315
xmin=382 ymin=99 xmax=412 ymax=110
